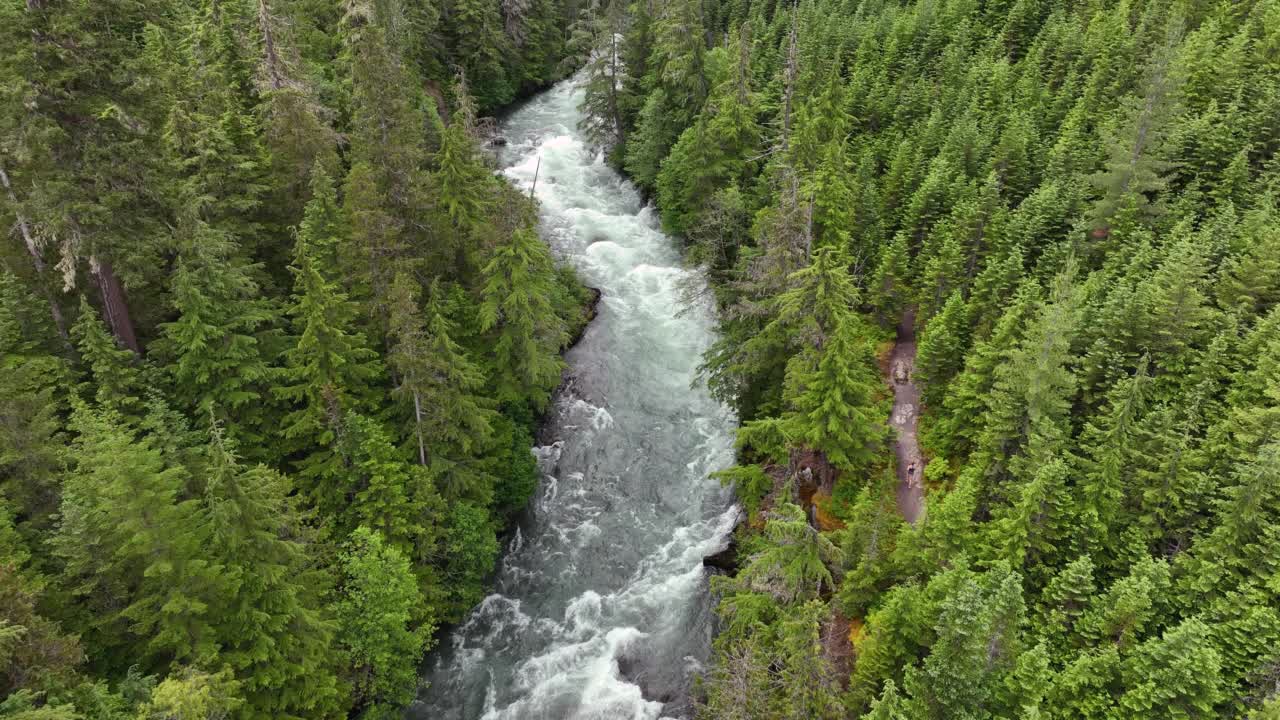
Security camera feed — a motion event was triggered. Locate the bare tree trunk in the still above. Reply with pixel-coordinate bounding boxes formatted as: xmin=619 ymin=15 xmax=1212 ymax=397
xmin=91 ymin=256 xmax=141 ymax=354
xmin=412 ymin=390 xmax=427 ymax=466
xmin=1 ymin=166 xmax=69 ymax=340
xmin=780 ymin=8 xmax=799 ymax=150
xmin=257 ymin=0 xmax=287 ymax=90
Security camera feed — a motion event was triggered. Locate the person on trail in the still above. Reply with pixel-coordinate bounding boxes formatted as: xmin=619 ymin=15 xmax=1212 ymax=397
xmin=906 ymin=462 xmax=916 ymax=484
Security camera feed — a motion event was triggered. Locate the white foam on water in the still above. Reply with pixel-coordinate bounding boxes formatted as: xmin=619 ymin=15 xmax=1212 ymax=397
xmin=414 ymin=76 xmax=738 ymax=720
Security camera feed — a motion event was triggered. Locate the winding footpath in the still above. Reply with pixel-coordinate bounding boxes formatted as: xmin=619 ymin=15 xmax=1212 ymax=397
xmin=888 ymin=309 xmax=926 ymax=525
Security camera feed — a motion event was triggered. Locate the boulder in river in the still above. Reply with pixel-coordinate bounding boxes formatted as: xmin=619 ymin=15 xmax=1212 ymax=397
xmin=702 ymin=535 xmax=739 ymax=573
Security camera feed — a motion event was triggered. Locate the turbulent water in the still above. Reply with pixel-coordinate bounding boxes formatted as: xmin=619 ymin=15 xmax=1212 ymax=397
xmin=409 ymin=79 xmax=739 ymax=719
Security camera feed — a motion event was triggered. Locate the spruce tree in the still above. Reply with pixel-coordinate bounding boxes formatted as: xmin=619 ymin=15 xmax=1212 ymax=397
xmin=387 ymin=273 xmax=496 ymax=495
xmin=478 ymin=226 xmax=568 ymax=405
xmin=198 ymin=427 xmax=343 ymax=719
xmin=276 ymin=188 xmax=383 ymax=487
xmin=153 ymin=221 xmax=278 ymax=448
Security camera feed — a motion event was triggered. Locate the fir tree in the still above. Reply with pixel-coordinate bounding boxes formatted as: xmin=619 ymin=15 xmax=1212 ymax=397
xmin=198 ymin=426 xmax=343 ymax=719
xmin=478 ymin=226 xmax=568 ymax=405
xmin=387 ymin=273 xmax=496 ymax=493
xmin=276 ymin=192 xmax=383 ymax=487
xmin=152 ymin=220 xmax=278 ymax=447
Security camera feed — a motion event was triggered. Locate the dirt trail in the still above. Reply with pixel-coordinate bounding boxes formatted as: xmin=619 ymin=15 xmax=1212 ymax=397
xmin=889 ymin=309 xmax=925 ymax=524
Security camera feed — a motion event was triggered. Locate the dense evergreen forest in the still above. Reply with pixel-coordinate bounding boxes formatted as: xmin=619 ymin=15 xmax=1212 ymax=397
xmin=4 ymin=0 xmax=1280 ymax=716
xmin=567 ymin=0 xmax=1280 ymax=716
xmin=0 ymin=0 xmax=594 ymax=717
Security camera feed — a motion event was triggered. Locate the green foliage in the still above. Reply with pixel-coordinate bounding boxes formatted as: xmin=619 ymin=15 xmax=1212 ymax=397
xmin=478 ymin=227 xmax=569 ymax=405
xmin=334 ymin=527 xmax=429 ymax=717
xmin=0 ymin=0 xmax=588 ymax=714
xmin=135 ymin=667 xmax=243 ymax=720
xmin=53 ymin=400 xmax=218 ymax=670
xmin=738 ymin=494 xmax=842 ymax=604
xmin=713 ymin=464 xmax=773 ymax=516
xmin=615 ymin=0 xmax=1280 ymax=716
xmin=152 ymin=222 xmax=278 ymax=447
xmin=8 ymin=0 xmax=1280 ymax=716
xmin=198 ymin=429 xmax=342 ymax=718
xmin=275 ymin=192 xmax=383 ymax=487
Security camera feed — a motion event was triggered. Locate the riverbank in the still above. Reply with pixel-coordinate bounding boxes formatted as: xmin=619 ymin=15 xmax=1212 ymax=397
xmin=414 ymin=77 xmax=738 ymax=720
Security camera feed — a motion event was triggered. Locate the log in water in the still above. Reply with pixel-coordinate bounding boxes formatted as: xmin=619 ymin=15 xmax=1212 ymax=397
xmin=410 ymin=78 xmax=739 ymax=719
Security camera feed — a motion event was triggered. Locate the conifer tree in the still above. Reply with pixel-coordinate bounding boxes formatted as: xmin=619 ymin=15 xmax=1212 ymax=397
xmin=137 ymin=667 xmax=244 ymax=720
xmin=253 ymin=0 xmax=340 ymax=214
xmin=153 ymin=221 xmax=278 ymax=447
xmin=776 ymin=601 xmax=843 ymax=720
xmin=915 ymin=290 xmax=971 ymax=407
xmin=387 ymin=273 xmax=496 ymax=493
xmin=1118 ymin=619 xmax=1223 ymax=719
xmin=700 ymin=632 xmax=777 ymax=720
xmin=447 ymin=0 xmax=514 ymax=109
xmin=276 ymin=192 xmax=383 ymax=486
xmin=342 ymin=0 xmax=437 ymax=306
xmin=975 ymin=263 xmax=1081 ymax=501
xmin=777 ymin=317 xmax=886 ymax=472
xmin=70 ymin=298 xmax=144 ymax=420
xmin=868 ymin=235 xmax=912 ymax=326
xmin=1078 ymin=556 xmax=1171 ymax=650
xmin=862 ymin=680 xmax=908 ymax=720
xmin=573 ymin=1 xmax=631 ymax=153
xmin=656 ymin=24 xmax=760 ymax=236
xmin=906 ymin=567 xmax=1026 ymax=720
xmin=738 ymin=495 xmax=842 ymax=604
xmin=54 ymin=401 xmax=218 ymax=670
xmin=0 ymin=275 xmax=68 ymax=531
xmin=1039 ymin=555 xmax=1096 ymax=658
xmin=198 ymin=427 xmax=343 ymax=719
xmin=2 ymin=0 xmax=164 ymax=354
xmin=478 ymin=226 xmax=568 ymax=405
xmin=339 ymin=411 xmax=442 ymax=556
xmin=926 ymin=282 xmax=1038 ymax=461
xmin=432 ymin=120 xmax=495 ymax=243
xmin=1138 ymin=230 xmax=1215 ymax=374
xmin=1075 ymin=357 xmax=1150 ymax=561
xmin=993 ymin=455 xmax=1072 ymax=583
xmin=1087 ymin=27 xmax=1183 ymax=235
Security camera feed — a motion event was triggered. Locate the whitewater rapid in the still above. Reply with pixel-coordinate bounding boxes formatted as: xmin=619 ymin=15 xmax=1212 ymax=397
xmin=409 ymin=80 xmax=738 ymax=718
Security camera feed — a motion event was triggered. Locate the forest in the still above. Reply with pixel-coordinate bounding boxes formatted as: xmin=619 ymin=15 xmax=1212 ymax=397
xmin=2 ymin=0 xmax=1280 ymax=717
xmin=567 ymin=0 xmax=1280 ymax=716
xmin=1 ymin=0 xmax=594 ymax=717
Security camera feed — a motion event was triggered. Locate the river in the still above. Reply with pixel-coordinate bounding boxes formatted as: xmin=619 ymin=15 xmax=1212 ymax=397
xmin=409 ymin=78 xmax=739 ymax=719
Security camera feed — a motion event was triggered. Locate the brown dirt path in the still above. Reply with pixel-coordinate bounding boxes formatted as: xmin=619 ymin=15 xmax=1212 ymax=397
xmin=889 ymin=309 xmax=925 ymax=524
